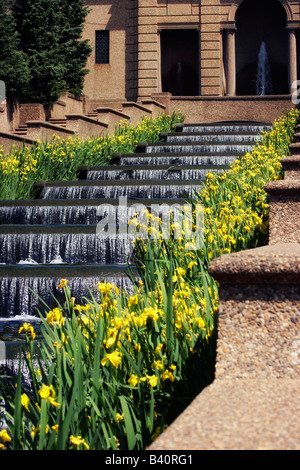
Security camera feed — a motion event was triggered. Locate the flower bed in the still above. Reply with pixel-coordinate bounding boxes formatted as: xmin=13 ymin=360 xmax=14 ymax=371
xmin=0 ymin=112 xmax=184 ymax=200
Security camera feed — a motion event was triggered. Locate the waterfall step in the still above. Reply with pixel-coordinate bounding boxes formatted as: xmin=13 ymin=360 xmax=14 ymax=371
xmin=112 ymin=153 xmax=239 ymax=166
xmin=0 ymin=120 xmax=268 ymax=331
xmin=35 ymin=179 xmax=205 ymax=200
xmin=0 ymin=264 xmax=137 ymax=319
xmin=77 ymin=164 xmax=228 ymax=180
xmin=135 ymin=141 xmax=254 ymax=154
xmin=159 ymin=132 xmax=262 ymax=143
xmin=174 ymin=121 xmax=271 ymax=133
xmin=0 ymin=225 xmax=135 ymax=264
xmin=0 ymin=198 xmax=187 ymax=225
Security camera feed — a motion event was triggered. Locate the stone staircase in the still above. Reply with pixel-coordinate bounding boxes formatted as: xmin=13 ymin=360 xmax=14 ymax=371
xmin=0 ymin=120 xmax=269 ymax=350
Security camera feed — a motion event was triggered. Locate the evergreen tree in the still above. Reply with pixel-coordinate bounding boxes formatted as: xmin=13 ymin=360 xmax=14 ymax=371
xmin=0 ymin=0 xmax=30 ymax=98
xmin=59 ymin=0 xmax=92 ymax=96
xmin=12 ymin=0 xmax=92 ymax=108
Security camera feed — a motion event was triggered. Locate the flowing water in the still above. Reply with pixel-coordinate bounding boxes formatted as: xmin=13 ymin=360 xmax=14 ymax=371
xmin=256 ymin=42 xmax=273 ymax=96
xmin=0 ymin=121 xmax=270 ymax=349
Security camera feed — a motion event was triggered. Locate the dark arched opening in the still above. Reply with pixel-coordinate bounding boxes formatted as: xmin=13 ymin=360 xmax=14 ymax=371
xmin=236 ymin=0 xmax=288 ymax=95
xmin=160 ymin=29 xmax=199 ymax=96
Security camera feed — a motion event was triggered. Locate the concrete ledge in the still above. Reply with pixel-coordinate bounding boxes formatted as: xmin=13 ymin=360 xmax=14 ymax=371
xmin=149 ymin=378 xmax=300 ymax=450
xmin=65 ymin=114 xmax=108 ymax=138
xmin=264 ymin=180 xmax=300 ymax=244
xmin=48 ymin=92 xmax=85 ymax=120
xmin=169 ymin=95 xmax=295 ymax=124
xmin=138 ymin=99 xmax=166 ymax=117
xmin=95 ymin=108 xmax=131 ymax=134
xmin=208 ymin=242 xmax=300 ymax=284
xmin=25 ymin=120 xmax=75 ymax=140
xmin=0 ymin=131 xmax=36 ymax=153
xmin=290 ymin=142 xmax=300 ymax=156
xmin=150 ymin=243 xmax=300 ymax=450
xmin=281 ymin=155 xmax=300 ymax=179
xmin=120 ymin=101 xmax=152 ymax=126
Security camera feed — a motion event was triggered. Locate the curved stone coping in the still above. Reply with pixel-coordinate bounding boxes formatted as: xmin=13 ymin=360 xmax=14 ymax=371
xmin=149 ymin=378 xmax=300 ymax=450
xmin=159 ymin=131 xmax=261 ymax=138
xmin=144 ymin=140 xmax=256 ymax=147
xmin=0 ymin=131 xmax=36 ymax=145
xmin=65 ymin=114 xmax=108 ymax=128
xmin=281 ymin=155 xmax=300 ymax=167
xmin=264 ymin=179 xmax=300 ymax=194
xmin=138 ymin=99 xmax=166 ymax=109
xmin=121 ymin=101 xmax=152 ymax=113
xmin=95 ymin=107 xmax=130 ymax=120
xmin=26 ymin=120 xmax=75 ymax=135
xmin=176 ymin=120 xmax=271 ymax=127
xmin=208 ymin=243 xmax=300 ymax=284
xmin=289 ymin=142 xmax=300 ymax=150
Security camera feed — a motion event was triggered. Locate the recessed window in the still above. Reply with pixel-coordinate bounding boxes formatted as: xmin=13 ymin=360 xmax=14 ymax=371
xmin=95 ymin=30 xmax=109 ymax=64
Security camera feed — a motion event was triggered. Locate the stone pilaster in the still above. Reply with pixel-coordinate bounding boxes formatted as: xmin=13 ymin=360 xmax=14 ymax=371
xmin=200 ymin=0 xmax=222 ymax=96
xmin=137 ymin=0 xmax=159 ymax=99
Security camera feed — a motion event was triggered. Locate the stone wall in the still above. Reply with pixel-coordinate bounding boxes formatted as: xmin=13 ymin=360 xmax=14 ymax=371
xmin=81 ymin=1 xmax=300 ymax=103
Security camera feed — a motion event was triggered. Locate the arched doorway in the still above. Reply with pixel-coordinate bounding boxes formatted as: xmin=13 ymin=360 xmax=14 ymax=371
xmin=160 ymin=29 xmax=199 ymax=96
xmin=235 ymin=0 xmax=289 ymax=95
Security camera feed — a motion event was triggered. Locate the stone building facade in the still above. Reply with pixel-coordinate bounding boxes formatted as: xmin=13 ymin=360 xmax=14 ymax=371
xmin=82 ymin=0 xmax=300 ymax=110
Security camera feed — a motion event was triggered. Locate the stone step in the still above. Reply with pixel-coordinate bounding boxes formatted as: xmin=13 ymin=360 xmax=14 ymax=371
xmin=0 ymin=225 xmax=135 ymax=265
xmin=48 ymin=118 xmax=67 ymax=127
xmin=160 ymin=131 xmax=262 ymax=143
xmin=13 ymin=125 xmax=28 ymax=136
xmin=35 ymin=179 xmax=205 ymax=200
xmin=264 ymin=179 xmax=300 ymax=244
xmin=112 ymin=152 xmax=239 ymax=166
xmin=142 ymin=141 xmax=255 ymax=154
xmin=175 ymin=121 xmax=271 ymax=133
xmin=289 ymin=142 xmax=300 ymax=155
xmin=77 ymin=164 xmax=228 ymax=181
xmin=0 ymin=197 xmax=186 ymax=225
xmin=0 ymin=264 xmax=137 ymax=318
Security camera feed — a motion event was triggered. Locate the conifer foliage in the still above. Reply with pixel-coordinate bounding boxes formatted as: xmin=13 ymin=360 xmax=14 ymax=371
xmin=0 ymin=0 xmax=30 ymax=97
xmin=0 ymin=0 xmax=92 ymax=108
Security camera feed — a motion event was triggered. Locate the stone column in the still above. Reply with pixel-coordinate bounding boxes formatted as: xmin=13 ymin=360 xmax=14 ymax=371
xmin=222 ymin=22 xmax=236 ymax=97
xmin=288 ymin=28 xmax=298 ymax=94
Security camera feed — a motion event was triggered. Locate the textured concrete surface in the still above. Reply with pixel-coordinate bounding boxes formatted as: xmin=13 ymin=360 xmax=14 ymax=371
xmin=149 ymin=378 xmax=300 ymax=450
xmin=265 ymin=182 xmax=300 ymax=244
xmin=150 ymin=244 xmax=300 ymax=450
xmin=281 ymin=155 xmax=300 ymax=180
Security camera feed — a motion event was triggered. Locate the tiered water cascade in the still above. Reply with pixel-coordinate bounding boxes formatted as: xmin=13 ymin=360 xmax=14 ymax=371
xmin=0 ymin=121 xmax=270 ymax=348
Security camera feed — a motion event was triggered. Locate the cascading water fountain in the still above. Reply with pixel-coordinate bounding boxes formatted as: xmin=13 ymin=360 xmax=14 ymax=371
xmin=256 ymin=41 xmax=273 ymax=96
xmin=0 ymin=120 xmax=272 ymax=352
